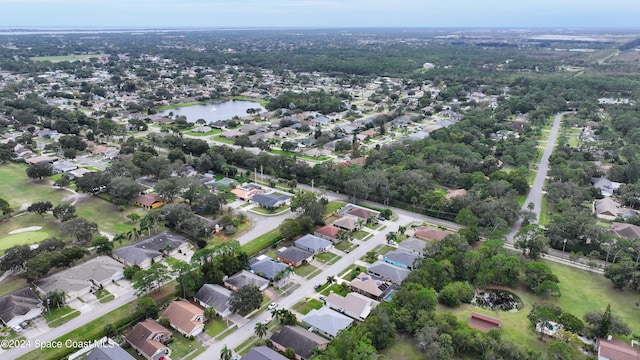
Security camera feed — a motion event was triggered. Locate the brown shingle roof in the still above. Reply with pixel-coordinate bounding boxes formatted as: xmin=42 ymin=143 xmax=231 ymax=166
xmin=315 ymin=225 xmax=341 ymax=239
xmin=124 ymin=319 xmax=171 ymax=359
xmin=162 ymin=301 xmax=204 ymax=334
xmin=413 ymin=227 xmax=451 ymax=242
xmin=597 ymin=338 xmax=640 ymax=360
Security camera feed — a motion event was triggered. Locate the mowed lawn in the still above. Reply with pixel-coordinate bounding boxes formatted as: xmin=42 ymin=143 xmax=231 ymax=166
xmin=0 ymin=163 xmax=67 ymax=209
xmin=74 ymin=196 xmax=138 ymax=236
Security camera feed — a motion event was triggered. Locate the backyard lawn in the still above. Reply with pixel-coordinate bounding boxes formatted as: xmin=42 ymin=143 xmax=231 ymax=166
xmin=0 ymin=275 xmax=27 ymax=297
xmin=241 ymin=228 xmax=282 ymax=256
xmin=325 ymin=201 xmax=346 ymax=215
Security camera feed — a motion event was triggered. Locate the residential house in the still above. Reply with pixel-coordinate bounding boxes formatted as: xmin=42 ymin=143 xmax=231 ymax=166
xmin=349 ymin=273 xmax=396 ymax=301
xmin=340 ymin=204 xmax=379 ymax=221
xmin=162 ymin=300 xmax=205 ymax=337
xmin=192 ymin=126 xmax=212 ymax=133
xmin=241 ymin=346 xmax=289 ymax=360
xmin=398 ymin=237 xmax=428 ymax=257
xmin=302 ymin=307 xmax=353 ymax=339
xmin=596 ymin=337 xmax=640 ymax=360
xmin=367 ymin=261 xmax=410 ymax=285
xmin=52 ymin=161 xmax=78 ymax=174
xmin=124 ymin=319 xmax=172 ymax=360
xmin=0 ymin=288 xmax=43 ymax=328
xmin=112 ymin=230 xmax=189 ymax=269
xmin=593 ymin=198 xmax=636 ymax=220
xmin=332 ymin=216 xmax=361 ymax=232
xmin=294 ymin=234 xmax=332 ymax=254
xmin=383 ymin=249 xmax=419 ymax=271
xmin=277 ymin=247 xmax=313 ymax=268
xmin=220 ymin=130 xmax=245 ymax=139
xmin=591 ymin=177 xmax=621 ymax=197
xmin=270 ymin=325 xmax=329 ymax=360
xmin=249 ymin=256 xmax=291 ymax=287
xmin=26 ymin=155 xmax=59 ymax=165
xmin=314 ymin=225 xmax=341 ymax=242
xmin=231 ymin=183 xmax=266 ymax=201
xmin=251 ymin=193 xmax=290 ymax=209
xmin=194 ymin=284 xmax=233 ymax=319
xmin=224 ymin=270 xmax=269 ymax=291
xmin=85 ymin=342 xmax=136 ymax=360
xmin=324 ymin=292 xmax=379 ymax=322
xmin=607 ymin=222 xmax=640 ymax=241
xmin=68 ymin=168 xmax=93 ymax=179
xmin=33 ymin=257 xmax=124 ymax=299
xmin=413 ymin=227 xmax=451 ymax=242
xmin=135 ymin=193 xmax=166 ymax=210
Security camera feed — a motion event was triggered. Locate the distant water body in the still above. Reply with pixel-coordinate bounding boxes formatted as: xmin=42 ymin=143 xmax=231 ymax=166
xmin=157 ymin=100 xmax=265 ymax=124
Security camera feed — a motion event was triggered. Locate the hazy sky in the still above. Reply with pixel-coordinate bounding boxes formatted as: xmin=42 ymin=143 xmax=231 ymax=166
xmin=1 ymin=0 xmax=638 ymax=28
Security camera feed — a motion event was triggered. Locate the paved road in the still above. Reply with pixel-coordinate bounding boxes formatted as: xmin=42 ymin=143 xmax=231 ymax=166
xmin=1 ymin=292 xmax=136 ymax=358
xmin=507 ymin=112 xmax=565 ymax=242
xmin=194 ymin=214 xmax=409 ymax=360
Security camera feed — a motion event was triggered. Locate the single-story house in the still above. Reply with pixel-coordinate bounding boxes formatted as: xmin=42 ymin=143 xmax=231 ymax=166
xmin=26 ymin=155 xmax=59 ymax=164
xmin=349 ymin=273 xmax=395 ymax=300
xmin=231 ymin=183 xmax=265 ymax=201
xmin=220 ymin=130 xmax=245 ymax=139
xmin=192 ymin=126 xmax=212 ymax=133
xmin=398 ymin=237 xmax=428 ymax=257
xmin=278 ymin=247 xmax=313 ymax=268
xmin=332 ymin=216 xmax=360 ymax=232
xmin=52 ymin=161 xmax=78 ymax=173
xmin=112 ymin=230 xmax=189 ymax=269
xmin=34 ymin=256 xmax=124 ymax=299
xmin=68 ymin=168 xmax=93 ymax=179
xmin=383 ymin=249 xmax=420 ymax=271
xmin=224 ymin=270 xmax=269 ymax=292
xmin=324 ymin=292 xmax=379 ymax=322
xmin=85 ymin=341 xmax=136 ymax=360
xmin=367 ymin=261 xmax=410 ymax=285
xmin=124 ymin=319 xmax=172 ymax=360
xmin=302 ymin=307 xmax=353 ymax=339
xmin=241 ymin=346 xmax=289 ymax=360
xmin=135 ymin=193 xmax=166 ymax=210
xmin=314 ymin=225 xmax=342 ymax=242
xmin=249 ymin=256 xmax=291 ymax=287
xmin=0 ymin=288 xmax=44 ymax=328
xmin=413 ymin=227 xmax=451 ymax=242
xmin=251 ymin=193 xmax=290 ymax=209
xmin=161 ymin=300 xmax=205 ymax=337
xmin=591 ymin=177 xmax=621 ymax=197
xmin=593 ymin=198 xmax=636 ymax=220
xmin=608 ymin=222 xmax=640 ymax=240
xmin=596 ymin=337 xmax=640 ymax=360
xmin=294 ymin=234 xmax=332 ymax=254
xmin=194 ymin=284 xmax=233 ymax=319
xmin=344 ymin=205 xmax=379 ymax=221
xmin=270 ymin=325 xmax=329 ymax=360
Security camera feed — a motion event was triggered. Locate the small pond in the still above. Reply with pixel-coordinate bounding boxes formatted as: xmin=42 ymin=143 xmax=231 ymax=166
xmin=157 ymin=100 xmax=266 ymax=123
xmin=472 ymin=289 xmax=523 ymax=312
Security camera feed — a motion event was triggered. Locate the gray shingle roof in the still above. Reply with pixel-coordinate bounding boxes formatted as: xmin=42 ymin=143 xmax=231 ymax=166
xmin=241 ymin=346 xmax=289 ymax=360
xmin=33 ymin=257 xmax=123 ymax=295
xmin=278 ymin=247 xmax=313 ymax=264
xmin=112 ymin=230 xmax=188 ymax=266
xmin=302 ymin=307 xmax=353 ymax=338
xmin=294 ymin=234 xmax=332 ymax=252
xmin=194 ymin=284 xmax=232 ymax=315
xmin=367 ymin=260 xmax=410 ymax=284
xmin=225 ymin=270 xmax=269 ymax=289
xmin=249 ymin=258 xmax=289 ymax=280
xmin=252 ymin=193 xmax=290 ymax=207
xmin=383 ymin=249 xmax=419 ymax=268
xmin=85 ymin=344 xmax=136 ymax=360
xmin=0 ymin=288 xmax=42 ymax=325
xmin=270 ymin=325 xmax=328 ymax=359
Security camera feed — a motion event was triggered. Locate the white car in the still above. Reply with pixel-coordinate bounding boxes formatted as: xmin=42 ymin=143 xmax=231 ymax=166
xmin=263 ymin=317 xmax=272 ymax=325
xmin=268 ymin=302 xmax=278 ymax=310
xmin=12 ymin=325 xmax=23 ymax=333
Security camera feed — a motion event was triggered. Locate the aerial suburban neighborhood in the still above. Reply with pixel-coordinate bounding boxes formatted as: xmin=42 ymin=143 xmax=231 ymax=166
xmin=0 ymin=25 xmax=639 ymax=360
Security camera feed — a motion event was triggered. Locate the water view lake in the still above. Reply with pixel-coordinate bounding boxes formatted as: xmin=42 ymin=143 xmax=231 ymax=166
xmin=157 ymin=100 xmax=265 ymax=123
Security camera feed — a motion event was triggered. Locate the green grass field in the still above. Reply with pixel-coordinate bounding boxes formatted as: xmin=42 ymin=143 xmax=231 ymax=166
xmin=0 ymin=163 xmax=67 ymax=209
xmin=184 ymin=129 xmax=222 ymax=136
xmin=0 ymin=231 xmax=50 ymax=253
xmin=211 ymin=135 xmax=235 ymax=144
xmin=292 ymin=298 xmax=323 ymax=314
xmin=380 ymin=335 xmax=421 ymax=360
xmin=0 ymin=275 xmax=28 ymax=297
xmin=241 ymin=228 xmax=282 ymax=256
xmin=325 ymin=201 xmax=347 ymax=215
xmin=29 ymin=54 xmax=101 ymax=63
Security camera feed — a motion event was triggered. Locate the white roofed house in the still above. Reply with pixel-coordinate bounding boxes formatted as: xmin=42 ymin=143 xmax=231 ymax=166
xmin=301 ymin=307 xmax=353 ymax=339
xmin=324 ymin=292 xmax=379 ymax=322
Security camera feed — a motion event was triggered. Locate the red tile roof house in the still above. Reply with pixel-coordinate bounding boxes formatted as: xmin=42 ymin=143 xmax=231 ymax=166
xmin=596 ymin=337 xmax=640 ymax=360
xmin=161 ymin=300 xmax=205 ymax=337
xmin=124 ymin=319 xmax=172 ymax=360
xmin=314 ymin=225 xmax=342 ymax=242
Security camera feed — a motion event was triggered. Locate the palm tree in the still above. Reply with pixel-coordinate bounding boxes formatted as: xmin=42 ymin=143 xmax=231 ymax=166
xmin=204 ymin=307 xmax=216 ymax=321
xmin=254 ymin=322 xmax=268 ymax=339
xmin=386 ymin=231 xmax=397 ymax=244
xmin=398 ymin=225 xmax=407 ymax=235
xmin=220 ymin=345 xmax=232 ymax=360
xmin=113 ymin=233 xmax=128 ymax=246
xmin=326 ymin=275 xmax=336 ymax=285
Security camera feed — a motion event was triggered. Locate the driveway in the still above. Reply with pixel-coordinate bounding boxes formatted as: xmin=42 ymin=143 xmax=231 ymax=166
xmin=507 ymin=112 xmax=565 ymax=242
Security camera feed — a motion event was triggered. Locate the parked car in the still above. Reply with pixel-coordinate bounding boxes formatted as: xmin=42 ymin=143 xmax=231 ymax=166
xmin=263 ymin=317 xmax=272 ymax=325
xmin=319 ymin=295 xmax=326 ymax=301
xmin=268 ymin=302 xmax=279 ymax=310
xmin=12 ymin=325 xmax=22 ymax=333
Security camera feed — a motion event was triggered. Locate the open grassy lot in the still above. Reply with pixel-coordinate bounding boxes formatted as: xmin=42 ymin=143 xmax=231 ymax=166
xmin=294 ymin=263 xmax=320 ymax=278
xmin=546 ymin=260 xmax=640 ymax=337
xmin=334 ymin=241 xmax=358 ymax=253
xmin=74 ymin=196 xmax=138 ymax=235
xmin=0 ymin=163 xmax=67 ymax=209
xmin=241 ymin=228 xmax=282 ymax=257
xmin=325 ymin=201 xmax=346 ymax=215
xmin=314 ymin=252 xmax=341 ymax=265
xmin=211 ymin=135 xmax=235 ymax=144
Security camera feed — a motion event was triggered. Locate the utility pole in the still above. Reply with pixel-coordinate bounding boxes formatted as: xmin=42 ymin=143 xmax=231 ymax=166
xmin=311 ymin=179 xmax=314 ymax=192
xmin=260 ymin=165 xmax=263 ymax=182
xmin=254 ymin=168 xmax=257 ymax=183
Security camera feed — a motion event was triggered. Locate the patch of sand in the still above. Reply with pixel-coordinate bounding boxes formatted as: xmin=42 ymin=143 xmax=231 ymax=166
xmin=8 ymin=226 xmax=42 ymax=234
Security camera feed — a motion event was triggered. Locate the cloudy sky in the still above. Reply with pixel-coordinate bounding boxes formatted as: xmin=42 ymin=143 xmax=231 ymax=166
xmin=1 ymin=0 xmax=638 ymax=28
